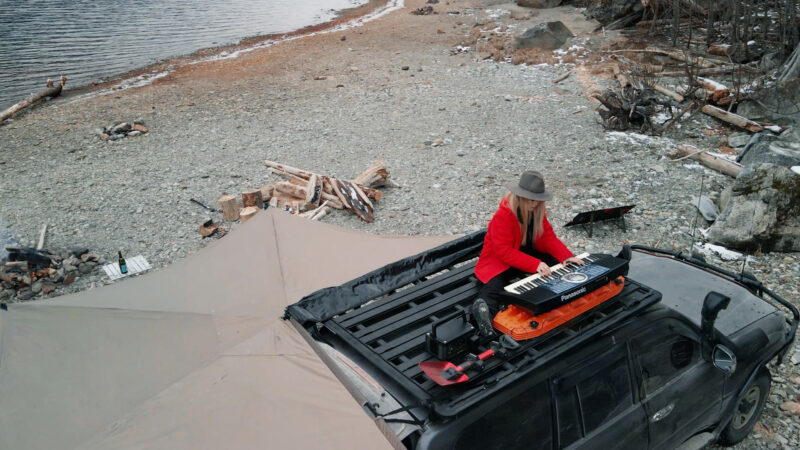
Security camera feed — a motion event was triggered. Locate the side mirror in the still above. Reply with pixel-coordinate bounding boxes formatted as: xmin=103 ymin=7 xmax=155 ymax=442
xmin=712 ymin=344 xmax=737 ymax=374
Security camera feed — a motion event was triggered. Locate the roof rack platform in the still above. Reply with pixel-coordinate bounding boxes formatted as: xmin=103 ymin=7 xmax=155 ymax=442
xmin=317 ymin=259 xmax=662 ymax=417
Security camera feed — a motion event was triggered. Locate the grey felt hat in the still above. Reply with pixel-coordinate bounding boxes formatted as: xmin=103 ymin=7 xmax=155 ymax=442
xmin=506 ymin=170 xmax=553 ymax=201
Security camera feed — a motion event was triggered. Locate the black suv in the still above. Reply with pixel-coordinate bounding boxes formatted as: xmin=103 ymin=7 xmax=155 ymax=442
xmin=286 ymin=234 xmax=797 ymax=450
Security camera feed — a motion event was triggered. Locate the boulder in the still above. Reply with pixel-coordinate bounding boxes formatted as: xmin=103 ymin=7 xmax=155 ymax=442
xmin=586 ymin=0 xmax=643 ymax=27
xmin=514 ymin=21 xmax=574 ymax=50
xmin=736 ymin=79 xmax=800 ymax=127
xmin=727 ymin=132 xmax=752 ymax=148
xmin=738 ymin=128 xmax=800 ymax=168
xmin=708 ymin=164 xmax=800 ymax=252
xmin=516 ymin=0 xmax=561 ymax=8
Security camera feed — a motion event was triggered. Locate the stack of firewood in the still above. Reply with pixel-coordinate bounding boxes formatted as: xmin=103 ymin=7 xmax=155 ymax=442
xmin=216 ymin=160 xmax=399 ymax=224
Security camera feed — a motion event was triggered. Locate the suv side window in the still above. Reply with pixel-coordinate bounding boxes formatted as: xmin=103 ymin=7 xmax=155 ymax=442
xmin=455 ymin=380 xmax=552 ymax=450
xmin=632 ymin=332 xmax=699 ymax=396
xmin=553 ymin=346 xmax=633 ymax=448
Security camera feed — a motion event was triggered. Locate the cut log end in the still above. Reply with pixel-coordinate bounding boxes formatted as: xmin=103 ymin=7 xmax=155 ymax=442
xmin=240 ymin=206 xmax=259 ymax=222
xmin=218 ymin=194 xmax=240 ymax=221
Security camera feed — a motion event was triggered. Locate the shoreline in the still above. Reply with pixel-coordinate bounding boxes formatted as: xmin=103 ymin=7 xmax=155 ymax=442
xmin=61 ymin=0 xmax=399 ymax=107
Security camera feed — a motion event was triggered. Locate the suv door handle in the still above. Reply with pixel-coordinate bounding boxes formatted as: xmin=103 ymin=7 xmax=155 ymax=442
xmin=652 ymin=403 xmax=675 ymax=422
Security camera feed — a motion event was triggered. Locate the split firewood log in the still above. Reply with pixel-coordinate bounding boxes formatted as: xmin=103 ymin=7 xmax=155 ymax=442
xmin=269 ymin=167 xmax=309 ymax=185
xmin=310 ymin=206 xmax=330 ymax=221
xmin=218 ymin=195 xmax=240 ymax=221
xmin=353 ymin=160 xmax=400 ymax=188
xmin=331 ymin=178 xmax=374 ymax=222
xmin=350 ymin=181 xmax=373 ymax=209
xmin=274 ymin=181 xmax=309 ymax=200
xmin=264 ymin=160 xmax=319 ymax=180
xmin=1 ymin=76 xmax=67 ymax=123
xmin=242 ymin=190 xmax=264 ymax=209
xmin=305 ymin=174 xmax=320 ymax=205
xmin=319 ymin=191 xmax=345 ymax=209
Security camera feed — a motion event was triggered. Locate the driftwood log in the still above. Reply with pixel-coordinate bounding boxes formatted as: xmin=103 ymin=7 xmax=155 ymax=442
xmin=218 ymin=195 xmax=240 ymax=221
xmin=672 ymin=145 xmax=743 ymax=178
xmin=1 ymin=76 xmax=67 ymax=123
xmin=701 ymin=105 xmax=764 ymax=132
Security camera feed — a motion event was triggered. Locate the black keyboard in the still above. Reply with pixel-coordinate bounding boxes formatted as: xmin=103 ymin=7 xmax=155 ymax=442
xmin=501 ymin=253 xmax=629 ymax=315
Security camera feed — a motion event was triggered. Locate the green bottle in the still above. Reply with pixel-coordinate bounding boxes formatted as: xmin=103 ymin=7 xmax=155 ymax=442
xmin=118 ymin=251 xmax=128 ymax=274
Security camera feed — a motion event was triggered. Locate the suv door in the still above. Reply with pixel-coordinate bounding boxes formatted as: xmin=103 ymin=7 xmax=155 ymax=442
xmin=552 ymin=342 xmax=648 ymax=449
xmin=630 ymin=319 xmax=726 ymax=449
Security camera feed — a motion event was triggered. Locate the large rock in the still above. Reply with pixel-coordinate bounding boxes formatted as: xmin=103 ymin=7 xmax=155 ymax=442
xmin=516 ymin=0 xmax=562 ymax=8
xmin=738 ymin=128 xmax=800 ymax=167
xmin=708 ymin=164 xmax=800 ymax=252
xmin=736 ymin=79 xmax=800 ymax=127
xmin=586 ymin=0 xmax=643 ymax=26
xmin=514 ymin=21 xmax=574 ymax=50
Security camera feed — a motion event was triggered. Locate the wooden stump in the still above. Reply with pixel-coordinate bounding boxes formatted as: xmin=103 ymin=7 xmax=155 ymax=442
xmin=240 ymin=206 xmax=259 ymax=222
xmin=218 ymin=195 xmax=240 ymax=221
xmin=242 ymin=190 xmax=264 ymax=209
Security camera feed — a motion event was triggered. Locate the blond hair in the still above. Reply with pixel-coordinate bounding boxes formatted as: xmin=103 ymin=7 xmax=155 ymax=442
xmin=504 ymin=191 xmax=545 ymax=246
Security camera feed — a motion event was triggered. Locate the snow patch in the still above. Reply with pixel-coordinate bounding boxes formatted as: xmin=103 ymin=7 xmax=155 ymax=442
xmin=695 ymin=242 xmax=745 ymax=261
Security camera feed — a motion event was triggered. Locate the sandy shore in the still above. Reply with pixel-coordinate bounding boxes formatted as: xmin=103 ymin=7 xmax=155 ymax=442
xmin=1 ymin=1 xmax=799 ymax=447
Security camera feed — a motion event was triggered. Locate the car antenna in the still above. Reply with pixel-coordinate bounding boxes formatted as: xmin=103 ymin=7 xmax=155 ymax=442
xmin=688 ymin=172 xmax=705 ymax=257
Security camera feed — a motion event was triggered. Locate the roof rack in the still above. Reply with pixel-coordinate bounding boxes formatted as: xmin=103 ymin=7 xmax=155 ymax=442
xmin=318 ymin=258 xmax=662 ymax=417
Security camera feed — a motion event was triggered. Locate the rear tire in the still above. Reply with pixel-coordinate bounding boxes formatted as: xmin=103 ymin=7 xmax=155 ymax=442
xmin=718 ymin=370 xmax=771 ymax=446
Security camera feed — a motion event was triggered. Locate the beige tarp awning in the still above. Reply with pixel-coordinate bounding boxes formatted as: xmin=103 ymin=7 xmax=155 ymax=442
xmin=0 ymin=209 xmax=454 ymax=449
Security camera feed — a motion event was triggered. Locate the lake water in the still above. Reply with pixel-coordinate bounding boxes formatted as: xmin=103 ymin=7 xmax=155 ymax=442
xmin=0 ymin=0 xmax=368 ymax=110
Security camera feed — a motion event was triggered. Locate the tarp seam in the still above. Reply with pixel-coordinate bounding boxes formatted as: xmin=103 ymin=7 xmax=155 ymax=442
xmin=269 ymin=210 xmax=291 ymax=310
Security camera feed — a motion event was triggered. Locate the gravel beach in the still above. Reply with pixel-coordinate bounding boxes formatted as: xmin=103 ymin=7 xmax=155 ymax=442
xmin=1 ymin=0 xmax=798 ymax=447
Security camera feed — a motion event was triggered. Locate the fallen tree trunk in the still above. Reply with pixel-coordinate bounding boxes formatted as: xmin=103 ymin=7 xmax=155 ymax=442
xmin=654 ymin=84 xmax=684 ymax=102
xmin=701 ymin=105 xmax=764 ymax=132
xmin=673 ymin=145 xmax=743 ymax=178
xmin=656 ymin=66 xmax=750 ymax=77
xmin=1 ymin=76 xmax=67 ymax=123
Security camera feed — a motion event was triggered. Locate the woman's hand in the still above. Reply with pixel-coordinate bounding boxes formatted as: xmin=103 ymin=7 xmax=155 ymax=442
xmin=536 ymin=261 xmax=552 ymax=276
xmin=563 ymin=256 xmax=586 ymax=266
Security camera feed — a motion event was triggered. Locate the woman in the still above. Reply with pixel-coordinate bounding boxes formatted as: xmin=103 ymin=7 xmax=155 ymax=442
xmin=472 ymin=170 xmax=584 ymax=336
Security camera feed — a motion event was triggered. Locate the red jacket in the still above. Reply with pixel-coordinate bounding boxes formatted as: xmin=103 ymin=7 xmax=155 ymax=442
xmin=475 ymin=198 xmax=573 ymax=283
